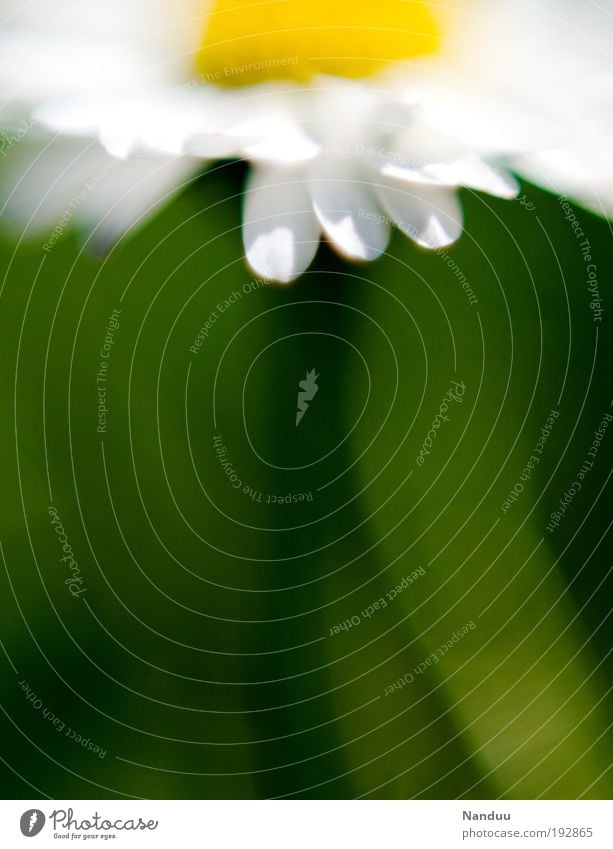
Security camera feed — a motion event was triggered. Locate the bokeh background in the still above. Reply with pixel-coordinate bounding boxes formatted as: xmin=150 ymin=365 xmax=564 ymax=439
xmin=0 ymin=160 xmax=612 ymax=799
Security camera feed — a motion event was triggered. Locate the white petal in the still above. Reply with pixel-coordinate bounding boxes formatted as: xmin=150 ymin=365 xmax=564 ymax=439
xmin=382 ymin=156 xmax=518 ymax=199
xmin=428 ymin=157 xmax=518 ymax=199
xmin=33 ymin=85 xmax=319 ymax=165
xmin=308 ymin=161 xmax=390 ymax=261
xmin=0 ymin=137 xmax=194 ymax=247
xmin=76 ymin=156 xmax=196 ymax=248
xmin=375 ymin=124 xmax=519 ymax=198
xmin=34 ymin=90 xmax=224 ymax=159
xmin=239 ymin=118 xmax=319 ymax=164
xmin=513 ymin=148 xmax=613 ymax=218
xmin=393 ymin=0 xmax=613 ymax=215
xmin=223 ymin=89 xmax=318 ymax=163
xmin=0 ymin=32 xmax=145 ymax=100
xmin=243 ymin=168 xmax=320 ymax=283
xmin=376 ymin=181 xmax=463 ymax=249
xmin=0 ymin=138 xmax=111 ymax=232
xmin=0 ymin=0 xmax=204 ymax=100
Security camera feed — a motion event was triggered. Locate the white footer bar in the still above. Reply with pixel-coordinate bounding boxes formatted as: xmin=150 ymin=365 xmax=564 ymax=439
xmin=1 ymin=800 xmax=611 ymax=848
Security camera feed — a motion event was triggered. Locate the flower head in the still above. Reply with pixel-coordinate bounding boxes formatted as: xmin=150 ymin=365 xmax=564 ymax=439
xmin=1 ymin=0 xmax=612 ymax=280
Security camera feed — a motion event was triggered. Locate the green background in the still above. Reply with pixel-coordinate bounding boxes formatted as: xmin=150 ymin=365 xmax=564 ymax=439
xmin=1 ymin=162 xmax=612 ymax=799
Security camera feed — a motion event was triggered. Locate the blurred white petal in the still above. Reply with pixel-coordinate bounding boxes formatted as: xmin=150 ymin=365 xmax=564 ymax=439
xmin=0 ymin=138 xmax=194 ymax=247
xmin=376 ymin=181 xmax=463 ymax=249
xmin=243 ymin=168 xmax=320 ymax=283
xmin=0 ymin=0 xmax=612 ymax=280
xmin=309 ymin=160 xmax=390 ymax=260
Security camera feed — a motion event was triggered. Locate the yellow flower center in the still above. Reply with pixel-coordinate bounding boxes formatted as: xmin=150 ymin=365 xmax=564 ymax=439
xmin=197 ymin=0 xmax=441 ymax=86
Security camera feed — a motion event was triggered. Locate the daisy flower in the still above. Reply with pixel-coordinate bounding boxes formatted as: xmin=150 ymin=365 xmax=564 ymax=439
xmin=1 ymin=0 xmax=612 ymax=280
